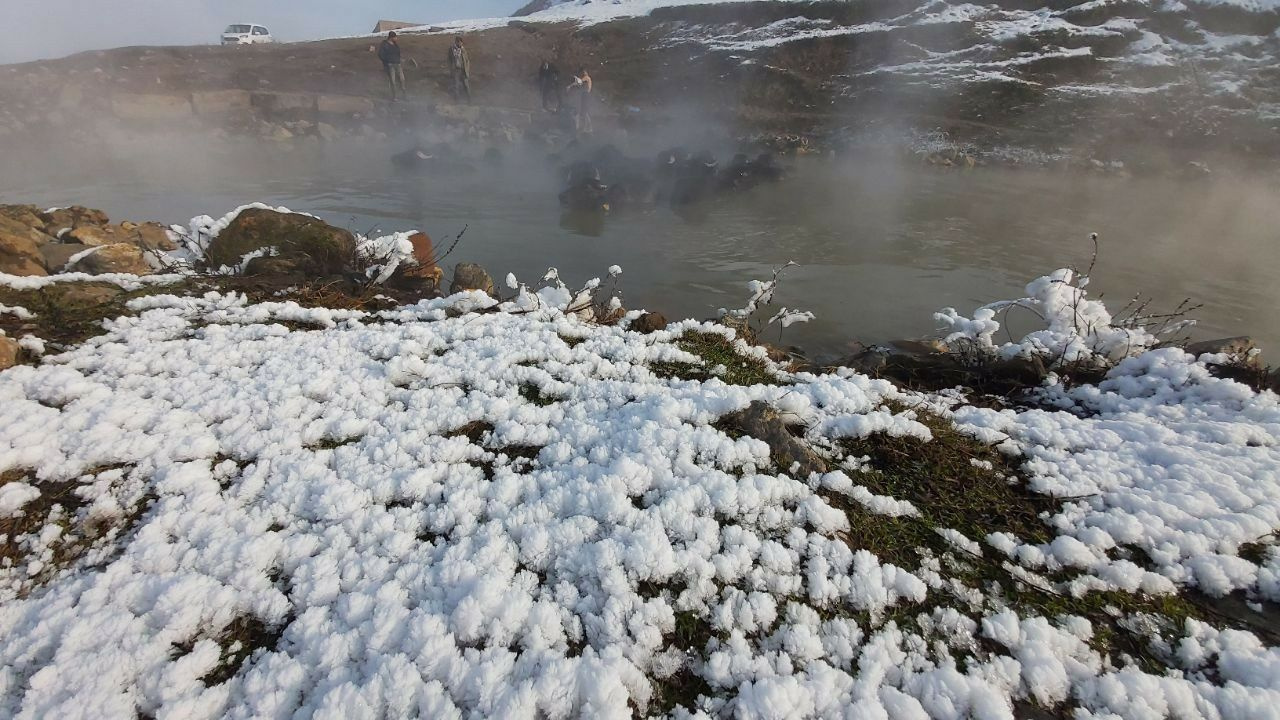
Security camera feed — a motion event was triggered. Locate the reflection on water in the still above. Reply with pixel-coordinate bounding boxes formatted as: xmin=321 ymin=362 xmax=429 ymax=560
xmin=4 ymin=140 xmax=1278 ymax=358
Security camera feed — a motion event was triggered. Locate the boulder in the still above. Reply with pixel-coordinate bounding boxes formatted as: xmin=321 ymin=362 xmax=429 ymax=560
xmin=0 ymin=230 xmax=47 ymax=276
xmin=632 ymin=312 xmax=668 ymax=334
xmin=0 ymin=204 xmax=46 ymax=231
xmin=317 ymin=122 xmax=341 ymax=142
xmin=67 ymin=244 xmax=152 ymax=275
xmin=243 ymin=256 xmax=302 ymax=277
xmin=40 ymin=243 xmax=93 ymax=273
xmin=722 ymin=401 xmax=828 ymax=476
xmin=450 ymin=263 xmax=496 ymax=296
xmin=987 ymin=355 xmax=1050 ymax=387
xmin=838 ymin=345 xmax=890 ymax=376
xmin=405 ymin=233 xmax=437 ymax=272
xmin=0 ymin=214 xmax=56 ymax=248
xmin=204 ymin=208 xmax=356 ymax=275
xmin=1186 ymin=336 xmax=1259 ymax=367
xmin=131 ymin=222 xmax=178 ymax=251
xmin=67 ymin=224 xmax=127 ymax=246
xmin=39 ymin=206 xmax=109 ymax=237
xmin=0 ymin=336 xmax=19 ymax=370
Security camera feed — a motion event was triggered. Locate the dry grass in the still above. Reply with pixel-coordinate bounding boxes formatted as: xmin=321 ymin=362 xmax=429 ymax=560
xmin=0 ymin=467 xmax=152 ymax=599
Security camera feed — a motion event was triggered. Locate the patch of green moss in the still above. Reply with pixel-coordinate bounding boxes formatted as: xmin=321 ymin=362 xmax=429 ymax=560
xmin=651 ymin=331 xmax=780 ymax=386
xmin=842 ymin=406 xmax=1058 ymax=545
xmin=0 ymin=281 xmax=188 ymax=354
xmin=519 ymin=382 xmax=558 ymax=407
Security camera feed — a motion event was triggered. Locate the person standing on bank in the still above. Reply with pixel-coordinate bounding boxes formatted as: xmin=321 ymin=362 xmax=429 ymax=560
xmin=537 ymin=59 xmax=562 ymax=113
xmin=378 ymin=32 xmax=406 ymax=101
xmin=568 ymin=66 xmax=592 ymax=134
xmin=447 ymin=36 xmax=472 ymax=102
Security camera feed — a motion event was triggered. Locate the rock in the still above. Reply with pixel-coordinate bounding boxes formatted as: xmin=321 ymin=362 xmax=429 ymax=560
xmin=64 ymin=221 xmax=173 ymax=252
xmin=632 ymin=311 xmax=668 ymax=334
xmin=39 ymin=243 xmax=92 ymax=273
xmin=0 ymin=336 xmax=19 ymax=370
xmin=41 ymin=283 xmax=124 ymax=306
xmin=191 ymin=89 xmax=252 ymax=115
xmin=987 ymin=355 xmax=1049 ymax=387
xmin=0 ymin=204 xmax=46 ymax=230
xmin=317 ymin=123 xmax=341 ymax=142
xmin=450 ymin=263 xmax=496 ymax=296
xmin=398 ymin=232 xmax=441 ymax=281
xmin=0 ymin=229 xmax=47 ymax=276
xmin=66 ymin=224 xmax=127 ymax=246
xmin=317 ymin=95 xmax=374 ymax=115
xmin=837 ymin=345 xmax=890 ymax=376
xmin=67 ymin=244 xmax=152 ymax=275
xmin=0 ymin=214 xmax=56 ymax=248
xmin=1186 ymin=336 xmax=1259 ymax=366
xmin=132 ymin=222 xmax=178 ymax=251
xmin=205 ymin=208 xmax=356 ymax=275
xmin=722 ymin=401 xmax=828 ymax=476
xmin=243 ymin=256 xmax=302 ymax=276
xmin=110 ymin=93 xmax=193 ymax=121
xmin=39 ymin=206 xmax=109 ymax=237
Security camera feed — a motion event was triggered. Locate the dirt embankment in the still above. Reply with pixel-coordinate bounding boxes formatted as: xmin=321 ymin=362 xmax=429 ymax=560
xmin=0 ymin=2 xmax=1276 ymax=172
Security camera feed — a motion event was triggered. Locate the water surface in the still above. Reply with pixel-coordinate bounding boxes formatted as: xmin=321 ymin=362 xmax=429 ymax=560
xmin=4 ymin=139 xmax=1276 ymax=358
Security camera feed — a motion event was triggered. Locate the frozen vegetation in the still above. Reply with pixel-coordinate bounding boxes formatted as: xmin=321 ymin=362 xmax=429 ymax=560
xmin=0 ymin=207 xmax=1278 ymax=719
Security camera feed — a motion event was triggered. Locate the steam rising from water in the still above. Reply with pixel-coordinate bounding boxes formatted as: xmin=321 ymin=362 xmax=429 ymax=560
xmin=3 ymin=130 xmax=1277 ymax=357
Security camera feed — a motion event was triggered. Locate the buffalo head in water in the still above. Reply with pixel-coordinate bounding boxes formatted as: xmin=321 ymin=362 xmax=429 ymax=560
xmin=559 ymin=161 xmax=611 ymax=213
xmin=392 ymin=145 xmax=477 ymax=173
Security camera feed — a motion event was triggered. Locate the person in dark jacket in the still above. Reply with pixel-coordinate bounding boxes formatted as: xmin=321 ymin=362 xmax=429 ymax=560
xmin=447 ymin=36 xmax=471 ymax=102
xmin=378 ymin=32 xmax=405 ymax=100
xmin=537 ymin=59 xmax=562 ymax=112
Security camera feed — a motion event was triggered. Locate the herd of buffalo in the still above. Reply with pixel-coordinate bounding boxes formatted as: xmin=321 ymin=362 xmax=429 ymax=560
xmin=391 ymin=142 xmax=788 ymax=221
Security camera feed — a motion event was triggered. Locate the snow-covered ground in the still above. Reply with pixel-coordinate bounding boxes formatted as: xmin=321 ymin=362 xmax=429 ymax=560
xmin=1 ymin=209 xmax=1278 ymax=718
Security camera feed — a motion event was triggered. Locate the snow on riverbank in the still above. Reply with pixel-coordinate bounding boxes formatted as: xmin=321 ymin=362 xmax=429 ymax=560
xmin=1 ymin=261 xmax=1278 ymax=718
xmin=406 ymin=0 xmax=1279 ymax=100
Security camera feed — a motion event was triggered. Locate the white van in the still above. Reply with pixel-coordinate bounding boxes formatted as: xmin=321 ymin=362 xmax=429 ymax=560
xmin=221 ymin=24 xmax=274 ymax=45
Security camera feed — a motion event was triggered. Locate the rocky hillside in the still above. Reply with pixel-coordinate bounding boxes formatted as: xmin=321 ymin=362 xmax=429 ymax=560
xmin=0 ymin=0 xmax=1277 ymax=169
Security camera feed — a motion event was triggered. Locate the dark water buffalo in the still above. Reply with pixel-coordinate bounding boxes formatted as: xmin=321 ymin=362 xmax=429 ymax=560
xmin=718 ymin=153 xmax=786 ymax=191
xmin=555 ymin=143 xmax=788 ymax=218
xmin=392 ymin=145 xmax=476 ymax=173
xmin=670 ymin=151 xmax=720 ymax=207
xmin=558 ymin=161 xmax=611 ymax=212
